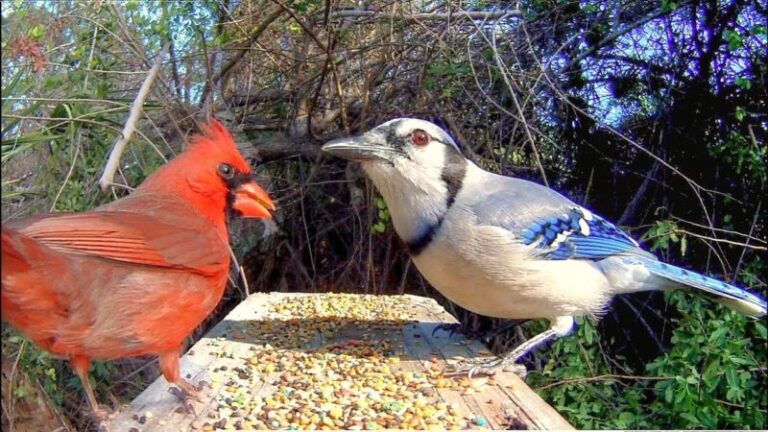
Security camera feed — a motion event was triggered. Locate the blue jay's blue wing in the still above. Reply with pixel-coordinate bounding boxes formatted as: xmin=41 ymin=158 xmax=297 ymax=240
xmin=518 ymin=207 xmax=641 ymax=260
xmin=467 ymin=174 xmax=644 ymax=261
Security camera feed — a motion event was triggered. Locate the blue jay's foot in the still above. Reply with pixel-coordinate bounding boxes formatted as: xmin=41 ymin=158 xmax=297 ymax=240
xmin=445 ymin=316 xmax=575 ymax=380
xmin=469 ymin=356 xmax=528 ymax=379
xmin=445 ymin=355 xmax=528 ymax=379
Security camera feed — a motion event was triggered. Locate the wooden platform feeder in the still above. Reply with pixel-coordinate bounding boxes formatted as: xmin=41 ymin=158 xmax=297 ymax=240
xmin=113 ymin=293 xmax=573 ymax=431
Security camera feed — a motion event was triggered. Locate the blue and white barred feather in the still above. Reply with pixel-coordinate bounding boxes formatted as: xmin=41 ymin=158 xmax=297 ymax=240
xmin=633 ymin=256 xmax=766 ymax=317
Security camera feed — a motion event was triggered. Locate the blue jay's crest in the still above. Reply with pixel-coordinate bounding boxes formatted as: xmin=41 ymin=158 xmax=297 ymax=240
xmin=520 ymin=207 xmax=641 ymax=260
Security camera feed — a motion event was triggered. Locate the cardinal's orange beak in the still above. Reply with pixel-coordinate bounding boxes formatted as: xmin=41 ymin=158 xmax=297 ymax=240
xmin=232 ymin=182 xmax=275 ymax=219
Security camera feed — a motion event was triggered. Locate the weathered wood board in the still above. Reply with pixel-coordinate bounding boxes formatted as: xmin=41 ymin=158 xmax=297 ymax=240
xmin=112 ymin=293 xmax=572 ymax=431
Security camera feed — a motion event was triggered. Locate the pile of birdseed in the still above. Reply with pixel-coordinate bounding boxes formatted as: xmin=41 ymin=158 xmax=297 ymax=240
xmin=200 ymin=293 xmax=493 ymax=430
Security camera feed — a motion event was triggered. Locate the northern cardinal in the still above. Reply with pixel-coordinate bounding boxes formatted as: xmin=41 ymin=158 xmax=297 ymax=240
xmin=1 ymin=119 xmax=275 ymax=424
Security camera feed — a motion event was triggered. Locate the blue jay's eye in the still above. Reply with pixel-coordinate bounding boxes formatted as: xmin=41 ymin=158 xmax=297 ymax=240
xmin=410 ymin=130 xmax=430 ymax=146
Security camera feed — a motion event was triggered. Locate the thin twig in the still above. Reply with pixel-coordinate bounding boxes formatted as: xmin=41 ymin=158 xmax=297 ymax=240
xmin=49 ymin=131 xmax=81 ymax=212
xmin=2 ymin=115 xmax=164 ymax=155
xmin=228 ymin=245 xmax=251 ymax=298
xmin=1 ymin=97 xmax=128 ymax=106
xmin=7 ymin=340 xmax=26 ymax=432
xmin=199 ymin=6 xmax=285 ymax=104
xmin=534 ymin=373 xmax=669 ymax=391
xmin=677 ymin=229 xmax=766 ymax=251
xmin=322 ymin=9 xmax=523 ymax=22
xmin=670 ymin=214 xmax=766 ymax=244
xmin=734 ymin=200 xmax=763 ymax=277
xmin=98 ymin=43 xmax=168 ymax=192
xmin=37 ymin=62 xmax=151 ymax=75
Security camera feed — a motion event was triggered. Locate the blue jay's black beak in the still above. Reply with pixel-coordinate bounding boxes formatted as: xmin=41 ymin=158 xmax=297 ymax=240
xmin=322 ymin=133 xmax=399 ymax=162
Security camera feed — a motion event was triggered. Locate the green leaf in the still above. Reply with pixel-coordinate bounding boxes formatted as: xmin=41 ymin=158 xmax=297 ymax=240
xmin=616 ymin=412 xmax=634 ymax=428
xmin=755 ymin=321 xmax=767 ymax=339
xmin=674 ymin=385 xmax=687 ymax=404
xmin=748 ymin=24 xmax=767 ymax=39
xmin=709 ymin=326 xmax=727 ymax=344
xmin=734 ymin=106 xmax=746 ymax=122
xmin=660 ymin=0 xmax=679 ymax=12
xmin=723 ymin=30 xmax=743 ymax=50
xmin=28 ymin=25 xmax=44 ymax=39
xmin=664 ymin=383 xmax=674 ymax=403
xmin=14 ymin=386 xmax=28 ymax=398
xmin=680 ymin=412 xmax=700 ymax=426
xmin=735 ymin=77 xmax=752 ymax=90
xmin=287 ymin=22 xmax=302 ymax=34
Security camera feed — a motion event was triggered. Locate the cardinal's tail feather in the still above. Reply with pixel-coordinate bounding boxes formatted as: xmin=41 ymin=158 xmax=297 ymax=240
xmin=2 ymin=227 xmax=33 ymax=274
xmin=2 ymin=227 xmax=68 ymax=352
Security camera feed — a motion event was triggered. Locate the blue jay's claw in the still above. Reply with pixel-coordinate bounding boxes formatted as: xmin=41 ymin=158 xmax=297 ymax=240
xmin=431 ymin=323 xmax=464 ymax=338
xmin=445 ymin=355 xmax=528 ymax=379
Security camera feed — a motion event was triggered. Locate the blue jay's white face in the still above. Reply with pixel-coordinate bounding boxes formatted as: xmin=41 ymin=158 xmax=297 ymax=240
xmin=322 ymin=118 xmax=460 ymax=165
xmin=322 ymin=118 xmax=466 ymax=203
xmin=322 ymin=118 xmax=469 ymax=244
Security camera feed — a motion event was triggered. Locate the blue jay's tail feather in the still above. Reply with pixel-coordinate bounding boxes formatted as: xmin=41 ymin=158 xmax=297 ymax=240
xmin=637 ymin=257 xmax=767 ymax=318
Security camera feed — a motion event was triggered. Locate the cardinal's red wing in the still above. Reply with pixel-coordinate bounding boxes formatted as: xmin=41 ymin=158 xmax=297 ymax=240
xmin=9 ymin=210 xmax=229 ymax=276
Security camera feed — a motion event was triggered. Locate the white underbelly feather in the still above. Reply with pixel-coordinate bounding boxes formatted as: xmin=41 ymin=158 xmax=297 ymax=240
xmin=411 ymin=220 xmax=613 ymax=319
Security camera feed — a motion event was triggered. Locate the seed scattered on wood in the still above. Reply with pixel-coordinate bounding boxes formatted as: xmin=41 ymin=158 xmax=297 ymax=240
xmin=201 ymin=294 xmax=492 ymax=429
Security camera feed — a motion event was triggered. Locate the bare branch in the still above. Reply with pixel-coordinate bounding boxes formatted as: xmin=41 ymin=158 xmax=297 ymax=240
xmin=323 ymin=9 xmax=523 ymax=22
xmin=534 ymin=374 xmax=669 ymax=392
xmin=98 ymin=43 xmax=168 ymax=193
xmin=199 ymin=6 xmax=286 ymax=105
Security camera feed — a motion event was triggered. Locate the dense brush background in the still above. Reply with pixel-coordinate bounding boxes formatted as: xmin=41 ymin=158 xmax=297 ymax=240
xmin=1 ymin=0 xmax=766 ymax=430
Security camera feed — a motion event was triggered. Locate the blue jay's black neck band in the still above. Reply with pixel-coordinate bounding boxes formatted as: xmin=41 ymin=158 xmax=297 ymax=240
xmin=406 ymin=216 xmax=443 ymax=255
xmin=407 ymin=148 xmax=466 ymax=256
xmin=441 ymin=146 xmax=466 ymax=209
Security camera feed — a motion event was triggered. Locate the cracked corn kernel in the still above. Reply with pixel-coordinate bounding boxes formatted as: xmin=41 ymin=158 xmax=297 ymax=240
xmin=328 ymin=406 xmax=343 ymax=419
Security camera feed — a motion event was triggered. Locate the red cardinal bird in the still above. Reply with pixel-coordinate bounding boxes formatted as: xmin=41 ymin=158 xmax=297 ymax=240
xmin=1 ymin=119 xmax=275 ymax=423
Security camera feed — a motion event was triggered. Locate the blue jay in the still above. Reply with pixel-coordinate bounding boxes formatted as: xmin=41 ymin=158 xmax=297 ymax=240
xmin=322 ymin=118 xmax=767 ymax=376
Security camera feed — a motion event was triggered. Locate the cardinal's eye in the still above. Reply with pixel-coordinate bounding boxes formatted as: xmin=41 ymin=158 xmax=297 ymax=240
xmin=217 ymin=163 xmax=235 ymax=179
xmin=410 ymin=130 xmax=430 ymax=146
